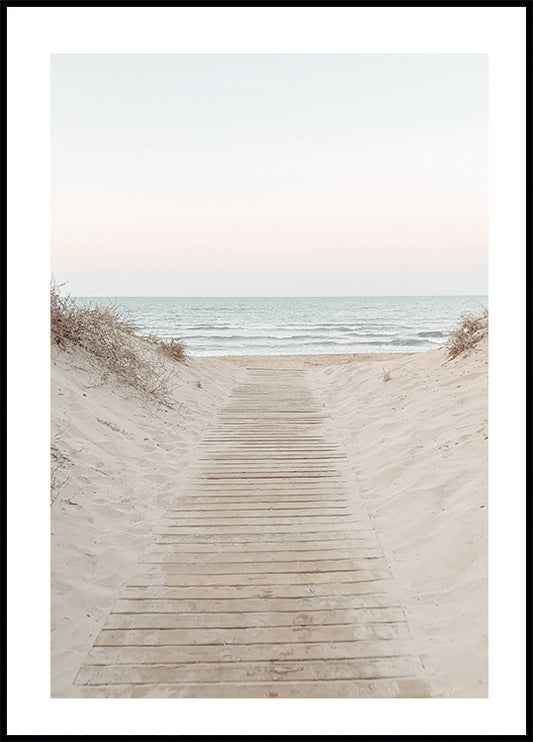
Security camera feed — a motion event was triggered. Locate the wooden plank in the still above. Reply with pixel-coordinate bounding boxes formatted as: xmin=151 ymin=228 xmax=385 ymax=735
xmin=137 ymin=559 xmax=388 ymax=573
xmin=166 ymin=504 xmax=351 ymax=513
xmin=175 ymin=497 xmax=350 ymax=504
xmin=200 ymin=443 xmax=338 ymax=448
xmin=158 ymin=516 xmax=363 ymax=527
xmin=196 ymin=475 xmax=344 ymax=481
xmin=168 ymin=505 xmax=352 ymax=512
xmin=95 ymin=622 xmax=410 ymax=647
xmin=184 ymin=486 xmax=350 ymax=493
xmin=112 ymin=594 xmax=396 ymax=613
xmin=153 ymin=526 xmax=372 ymax=536
xmin=126 ymin=569 xmax=390 ymax=587
xmin=105 ymin=607 xmax=405 ymax=630
xmin=170 ymin=501 xmax=352 ymax=508
xmin=145 ymin=547 xmax=382 ymax=561
xmin=84 ymin=638 xmax=412 ymax=665
xmin=122 ymin=581 xmax=391 ymax=600
xmin=193 ymin=465 xmax=341 ymax=472
xmin=197 ymin=456 xmax=347 ymax=461
xmin=149 ymin=528 xmax=375 ymax=546
xmin=76 ymin=655 xmax=420 ymax=686
xmin=78 ymin=678 xmax=430 ymax=698
xmin=151 ymin=539 xmax=379 ymax=552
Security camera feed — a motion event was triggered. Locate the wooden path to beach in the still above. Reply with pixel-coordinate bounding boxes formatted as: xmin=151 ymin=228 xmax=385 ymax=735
xmin=75 ymin=369 xmax=430 ymax=697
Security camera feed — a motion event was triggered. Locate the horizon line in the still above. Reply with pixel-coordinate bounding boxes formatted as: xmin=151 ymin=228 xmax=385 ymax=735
xmin=74 ymin=293 xmax=489 ymax=299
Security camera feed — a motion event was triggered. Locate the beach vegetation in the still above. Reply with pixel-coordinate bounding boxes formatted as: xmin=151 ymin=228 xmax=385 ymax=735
xmin=446 ymin=308 xmax=488 ymax=360
xmin=50 ymin=281 xmax=186 ymax=403
xmin=156 ymin=337 xmax=187 ymax=363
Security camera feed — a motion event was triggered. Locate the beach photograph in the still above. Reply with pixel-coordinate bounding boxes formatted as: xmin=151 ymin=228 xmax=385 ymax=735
xmin=5 ymin=5 xmax=527 ymax=738
xmin=50 ymin=52 xmax=489 ymax=700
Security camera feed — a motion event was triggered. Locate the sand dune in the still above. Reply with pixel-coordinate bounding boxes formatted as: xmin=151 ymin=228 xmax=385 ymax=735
xmin=314 ymin=338 xmax=488 ymax=697
xmin=51 ymin=337 xmax=487 ymax=697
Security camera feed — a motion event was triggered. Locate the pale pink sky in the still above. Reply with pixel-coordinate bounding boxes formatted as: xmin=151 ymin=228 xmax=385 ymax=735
xmin=51 ymin=54 xmax=487 ymax=296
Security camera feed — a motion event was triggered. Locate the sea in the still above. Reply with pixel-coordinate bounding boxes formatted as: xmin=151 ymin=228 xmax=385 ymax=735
xmin=76 ymin=296 xmax=488 ymax=356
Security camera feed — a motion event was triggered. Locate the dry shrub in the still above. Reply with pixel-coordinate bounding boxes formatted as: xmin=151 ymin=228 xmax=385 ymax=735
xmin=446 ymin=308 xmax=488 ymax=360
xmin=156 ymin=337 xmax=186 ymax=362
xmin=51 ymin=282 xmax=185 ymax=404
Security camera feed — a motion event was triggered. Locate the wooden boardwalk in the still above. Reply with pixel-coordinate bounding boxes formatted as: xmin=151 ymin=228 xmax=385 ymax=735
xmin=75 ymin=369 xmax=430 ymax=697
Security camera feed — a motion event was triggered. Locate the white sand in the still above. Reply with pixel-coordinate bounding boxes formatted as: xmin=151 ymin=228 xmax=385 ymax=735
xmin=51 ymin=338 xmax=487 ymax=697
xmin=313 ymin=339 xmax=488 ymax=697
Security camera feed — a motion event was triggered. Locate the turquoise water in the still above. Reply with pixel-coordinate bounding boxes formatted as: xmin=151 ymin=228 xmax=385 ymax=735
xmin=76 ymin=296 xmax=487 ymax=356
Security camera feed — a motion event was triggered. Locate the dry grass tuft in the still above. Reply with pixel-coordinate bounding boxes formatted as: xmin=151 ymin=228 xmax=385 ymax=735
xmin=446 ymin=308 xmax=488 ymax=360
xmin=51 ymin=282 xmax=185 ymax=404
xmin=51 ymin=281 xmax=134 ymax=347
xmin=156 ymin=337 xmax=187 ymax=363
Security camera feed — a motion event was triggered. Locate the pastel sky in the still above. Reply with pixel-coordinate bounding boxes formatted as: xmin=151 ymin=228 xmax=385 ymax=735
xmin=51 ymin=54 xmax=487 ymax=296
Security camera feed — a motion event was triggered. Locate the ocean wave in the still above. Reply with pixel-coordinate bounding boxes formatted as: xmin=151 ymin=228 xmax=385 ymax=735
xmin=391 ymin=338 xmax=438 ymax=346
xmin=186 ymin=324 xmax=234 ymax=330
xmin=183 ymin=332 xmax=398 ymax=342
xmin=98 ymin=295 xmax=486 ymax=355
